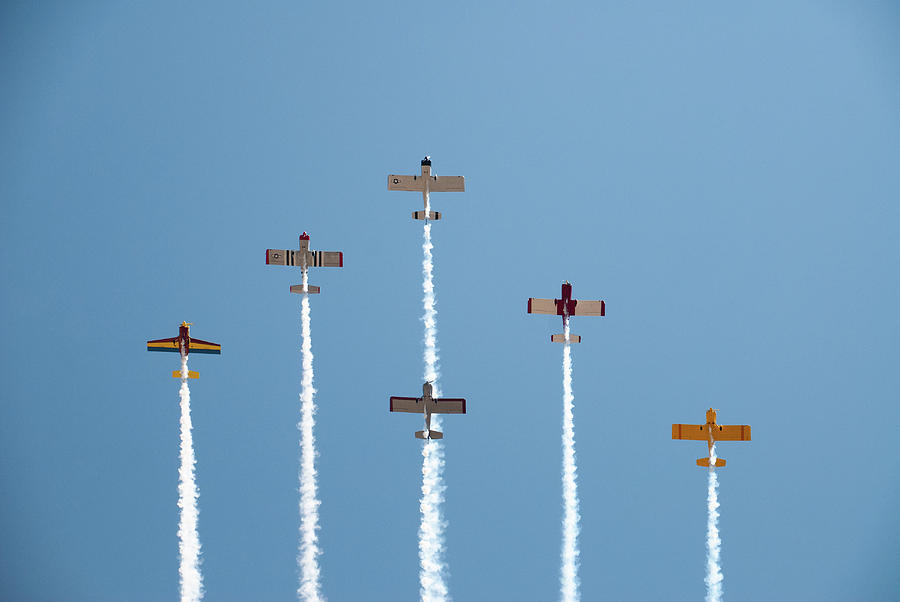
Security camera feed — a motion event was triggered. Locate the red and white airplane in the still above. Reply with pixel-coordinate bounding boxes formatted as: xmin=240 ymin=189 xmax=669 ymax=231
xmin=265 ymin=232 xmax=343 ymax=294
xmin=390 ymin=382 xmax=466 ymax=440
xmin=388 ymin=156 xmax=465 ymax=221
xmin=527 ymin=281 xmax=606 ymax=343
xmin=146 ymin=321 xmax=221 ymax=379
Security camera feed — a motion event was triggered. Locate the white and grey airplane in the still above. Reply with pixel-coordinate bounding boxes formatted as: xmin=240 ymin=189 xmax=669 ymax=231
xmin=388 ymin=156 xmax=465 ymax=221
xmin=390 ymin=381 xmax=466 ymax=440
xmin=265 ymin=232 xmax=343 ymax=294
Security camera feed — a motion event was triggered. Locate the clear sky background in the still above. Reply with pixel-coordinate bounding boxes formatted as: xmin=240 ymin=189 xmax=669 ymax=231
xmin=2 ymin=2 xmax=899 ymax=600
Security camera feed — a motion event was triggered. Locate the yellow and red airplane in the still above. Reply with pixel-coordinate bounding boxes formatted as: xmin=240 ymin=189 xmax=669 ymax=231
xmin=146 ymin=322 xmax=221 ymax=379
xmin=672 ymin=408 xmax=751 ymax=467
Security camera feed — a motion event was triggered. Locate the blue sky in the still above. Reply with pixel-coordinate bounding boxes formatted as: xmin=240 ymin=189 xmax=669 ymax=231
xmin=2 ymin=2 xmax=899 ymax=600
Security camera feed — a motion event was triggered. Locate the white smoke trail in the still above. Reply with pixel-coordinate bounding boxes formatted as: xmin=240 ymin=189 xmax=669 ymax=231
xmin=419 ymin=217 xmax=449 ymax=602
xmin=705 ymin=445 xmax=723 ymax=602
xmin=177 ymin=355 xmax=203 ymax=602
xmin=560 ymin=322 xmax=580 ymax=602
xmin=297 ymin=267 xmax=324 ymax=602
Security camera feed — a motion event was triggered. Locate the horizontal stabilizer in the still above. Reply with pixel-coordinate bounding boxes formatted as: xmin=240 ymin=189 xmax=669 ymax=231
xmin=412 ymin=210 xmax=441 ymax=221
xmin=415 ymin=430 xmax=443 ymax=440
xmin=551 ymin=333 xmax=581 ymax=343
xmin=697 ymin=457 xmax=726 ymax=468
xmin=290 ymin=284 xmax=321 ymax=294
xmin=172 ymin=370 xmax=199 ymax=379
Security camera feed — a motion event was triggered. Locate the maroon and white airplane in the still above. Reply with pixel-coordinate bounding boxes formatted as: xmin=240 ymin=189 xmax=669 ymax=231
xmin=390 ymin=382 xmax=466 ymax=440
xmin=265 ymin=232 xmax=343 ymax=294
xmin=388 ymin=156 xmax=465 ymax=221
xmin=527 ymin=281 xmax=605 ymax=343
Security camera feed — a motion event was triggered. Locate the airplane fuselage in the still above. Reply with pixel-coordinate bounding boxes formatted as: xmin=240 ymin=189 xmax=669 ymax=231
xmin=421 ymin=382 xmax=435 ymax=431
xmin=297 ymin=233 xmax=311 ymax=269
xmin=420 ymin=161 xmax=433 ymax=212
xmin=705 ymin=408 xmax=719 ymax=456
xmin=177 ymin=322 xmax=191 ymax=357
xmin=556 ymin=281 xmax=577 ymax=330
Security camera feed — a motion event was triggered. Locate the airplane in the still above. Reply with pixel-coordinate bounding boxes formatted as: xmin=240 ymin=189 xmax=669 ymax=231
xmin=265 ymin=232 xmax=344 ymax=294
xmin=527 ymin=281 xmax=606 ymax=343
xmin=146 ymin=321 xmax=221 ymax=379
xmin=388 ymin=156 xmax=465 ymax=221
xmin=389 ymin=382 xmax=466 ymax=440
xmin=671 ymin=408 xmax=751 ymax=467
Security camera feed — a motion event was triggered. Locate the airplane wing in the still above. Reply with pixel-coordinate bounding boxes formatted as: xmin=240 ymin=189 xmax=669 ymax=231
xmin=390 ymin=396 xmax=421 ymax=413
xmin=189 ymin=338 xmax=221 ymax=355
xmin=672 ymin=424 xmax=708 ymax=441
xmin=527 ymin=298 xmax=559 ymax=315
xmin=147 ymin=337 xmax=180 ymax=352
xmin=268 ymin=250 xmax=343 ymax=268
xmin=428 ymin=175 xmax=465 ymax=192
xmin=429 ymin=398 xmax=467 ymax=414
xmin=672 ymin=423 xmax=751 ymax=442
xmin=572 ymin=300 xmax=606 ymax=316
xmin=712 ymin=424 xmax=751 ymax=442
xmin=388 ymin=175 xmax=425 ymax=191
xmin=310 ymin=251 xmax=343 ymax=268
xmin=265 ymin=249 xmax=295 ymax=266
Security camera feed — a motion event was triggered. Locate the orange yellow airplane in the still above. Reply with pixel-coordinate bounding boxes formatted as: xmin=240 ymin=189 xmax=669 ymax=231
xmin=672 ymin=408 xmax=751 ymax=467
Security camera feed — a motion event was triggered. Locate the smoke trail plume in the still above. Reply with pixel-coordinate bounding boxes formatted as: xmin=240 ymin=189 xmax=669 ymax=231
xmin=560 ymin=323 xmax=580 ymax=602
xmin=705 ymin=445 xmax=723 ymax=602
xmin=297 ymin=267 xmax=324 ymax=601
xmin=177 ymin=355 xmax=203 ymax=602
xmin=419 ymin=218 xmax=449 ymax=602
